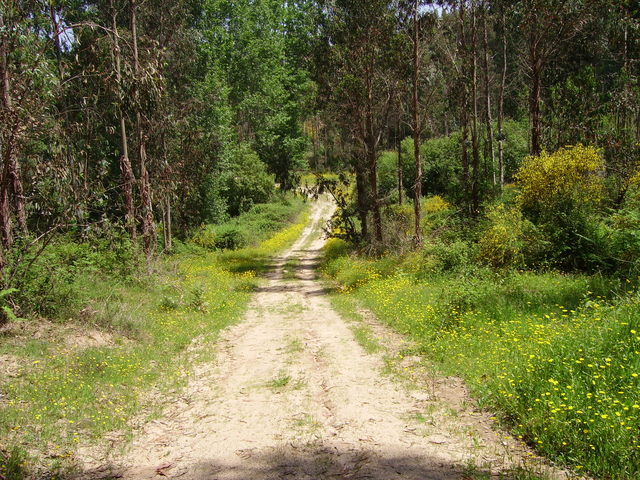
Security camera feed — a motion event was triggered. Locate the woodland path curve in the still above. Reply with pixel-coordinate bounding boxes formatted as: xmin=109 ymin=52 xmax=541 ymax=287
xmin=79 ymin=197 xmax=569 ymax=480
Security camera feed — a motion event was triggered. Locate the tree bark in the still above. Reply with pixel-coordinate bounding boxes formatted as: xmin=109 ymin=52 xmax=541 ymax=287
xmin=131 ymin=0 xmax=155 ymax=258
xmin=163 ymin=195 xmax=172 ymax=251
xmin=110 ymin=0 xmax=137 ymax=241
xmin=355 ymin=164 xmax=369 ymax=240
xmin=470 ymin=1 xmax=481 ymax=215
xmin=364 ymin=70 xmax=382 ymax=244
xmin=1 ymin=13 xmax=26 ymax=236
xmin=397 ymin=119 xmax=403 ymax=205
xmin=367 ymin=146 xmax=383 ymax=244
xmin=412 ymin=0 xmax=423 ymax=246
xmin=482 ymin=2 xmax=495 ymax=187
xmin=49 ymin=4 xmax=64 ymax=80
xmin=528 ymin=23 xmax=543 ymax=156
xmin=497 ymin=8 xmax=506 ymax=187
xmin=458 ymin=2 xmax=470 ymax=212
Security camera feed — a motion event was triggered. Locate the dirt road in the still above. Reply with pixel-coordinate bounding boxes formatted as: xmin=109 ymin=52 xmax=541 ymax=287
xmin=81 ymin=198 xmax=567 ymax=480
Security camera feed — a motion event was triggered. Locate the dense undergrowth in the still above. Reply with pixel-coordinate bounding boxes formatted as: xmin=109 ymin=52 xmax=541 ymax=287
xmin=0 ymin=195 xmax=308 ymax=478
xmin=322 ymin=238 xmax=640 ymax=479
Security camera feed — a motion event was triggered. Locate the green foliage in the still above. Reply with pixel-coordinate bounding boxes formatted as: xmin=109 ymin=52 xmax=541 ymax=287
xmin=220 ymin=143 xmax=276 ymax=216
xmin=515 ymin=145 xmax=610 ymax=271
xmin=7 ymin=231 xmax=140 ymax=319
xmin=499 ymin=119 xmax=530 ymax=181
xmin=0 ymin=446 xmax=28 ymax=480
xmin=549 ymin=66 xmax=604 ymax=148
xmin=419 ymin=240 xmax=473 ymax=275
xmin=420 ymin=134 xmax=463 ymax=200
xmin=0 ymin=289 xmax=21 ymax=324
xmin=391 ymin=120 xmax=527 ymax=206
xmin=478 ymin=205 xmax=548 ymax=269
xmin=378 ymin=149 xmax=412 ymax=201
xmin=190 ymin=196 xmax=304 ymax=251
xmin=381 ymin=203 xmax=415 ymax=249
xmin=201 ymin=0 xmax=314 ymax=190
xmin=604 ymin=187 xmax=640 ymax=278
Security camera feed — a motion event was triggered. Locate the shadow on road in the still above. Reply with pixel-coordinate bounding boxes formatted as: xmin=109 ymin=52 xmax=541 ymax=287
xmin=73 ymin=445 xmax=510 ymax=479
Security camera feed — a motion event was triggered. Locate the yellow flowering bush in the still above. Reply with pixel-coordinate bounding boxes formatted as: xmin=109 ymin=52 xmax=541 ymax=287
xmin=515 ymin=144 xmax=604 ymax=210
xmin=422 ymin=195 xmax=451 ymax=214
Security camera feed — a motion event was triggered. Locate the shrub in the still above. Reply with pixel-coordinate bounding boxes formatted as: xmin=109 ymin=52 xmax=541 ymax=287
xmin=418 ymin=240 xmax=473 ymax=275
xmin=190 ymin=226 xmax=218 ymax=250
xmin=422 ymin=195 xmax=451 ymax=214
xmin=516 ymin=144 xmax=604 ymax=212
xmin=514 ymin=145 xmax=608 ymax=271
xmin=7 ymin=231 xmax=139 ymax=318
xmin=378 ymin=150 xmax=412 ymax=201
xmin=478 ymin=204 xmax=548 ymax=269
xmin=382 ymin=203 xmax=414 ymax=250
xmin=220 ymin=143 xmax=276 ymax=216
xmin=213 ymin=226 xmax=247 ymax=250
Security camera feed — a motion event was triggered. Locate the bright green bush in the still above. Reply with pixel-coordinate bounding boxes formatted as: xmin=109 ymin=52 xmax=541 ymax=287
xmin=191 ymin=196 xmax=304 ymax=251
xmin=378 ymin=150 xmax=412 ymax=201
xmin=220 ymin=143 xmax=276 ymax=216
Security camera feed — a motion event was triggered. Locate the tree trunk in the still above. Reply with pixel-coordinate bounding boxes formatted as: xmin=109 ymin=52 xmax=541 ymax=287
xmin=367 ymin=146 xmax=383 ymax=244
xmin=163 ymin=195 xmax=172 ymax=251
xmin=497 ymin=9 xmax=506 ymax=187
xmin=49 ymin=5 xmax=64 ymax=80
xmin=131 ymin=0 xmax=155 ymax=258
xmin=528 ymin=27 xmax=543 ymax=156
xmin=458 ymin=3 xmax=470 ymax=212
xmin=0 ymin=144 xmax=13 ymax=252
xmin=397 ymin=121 xmax=403 ymax=205
xmin=0 ymin=13 xmax=26 ymax=236
xmin=470 ymin=1 xmax=481 ymax=215
xmin=1 ymin=13 xmax=17 ymax=252
xmin=364 ymin=70 xmax=382 ymax=244
xmin=9 ymin=153 xmax=26 ymax=234
xmin=482 ymin=2 xmax=496 ymax=187
xmin=111 ymin=0 xmax=137 ymax=241
xmin=412 ymin=0 xmax=423 ymax=246
xmin=355 ymin=164 xmax=369 ymax=240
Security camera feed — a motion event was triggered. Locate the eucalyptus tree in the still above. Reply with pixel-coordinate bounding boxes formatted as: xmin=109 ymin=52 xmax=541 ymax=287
xmin=318 ymin=0 xmax=401 ymax=244
xmin=0 ymin=1 xmax=56 ymax=265
xmin=508 ymin=0 xmax=592 ymax=156
xmin=398 ymin=0 xmax=440 ymax=244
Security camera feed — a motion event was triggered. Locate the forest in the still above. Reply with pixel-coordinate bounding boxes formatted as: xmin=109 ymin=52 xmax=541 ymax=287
xmin=1 ymin=0 xmax=640 ymax=479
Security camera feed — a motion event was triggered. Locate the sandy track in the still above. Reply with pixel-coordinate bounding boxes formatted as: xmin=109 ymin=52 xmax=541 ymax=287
xmin=79 ymin=198 xmax=568 ymax=480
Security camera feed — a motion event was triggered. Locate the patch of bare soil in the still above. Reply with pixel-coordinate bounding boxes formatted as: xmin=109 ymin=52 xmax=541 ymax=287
xmin=1 ymin=316 xmax=115 ymax=351
xmin=75 ymin=198 xmax=573 ymax=480
xmin=0 ymin=354 xmax=21 ymax=380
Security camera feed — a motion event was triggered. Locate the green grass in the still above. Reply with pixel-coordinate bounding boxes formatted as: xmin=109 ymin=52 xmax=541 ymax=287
xmin=321 ymin=241 xmax=640 ymax=479
xmin=190 ymin=196 xmax=307 ymax=253
xmin=330 ymin=294 xmax=382 ymax=354
xmin=267 ymin=371 xmax=293 ymax=390
xmin=0 ymin=197 xmax=310 ymax=478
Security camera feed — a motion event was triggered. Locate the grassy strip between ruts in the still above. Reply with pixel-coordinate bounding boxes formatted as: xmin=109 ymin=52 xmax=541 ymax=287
xmin=0 ymin=198 xmax=310 ymax=478
xmin=321 ymin=238 xmax=640 ymax=480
